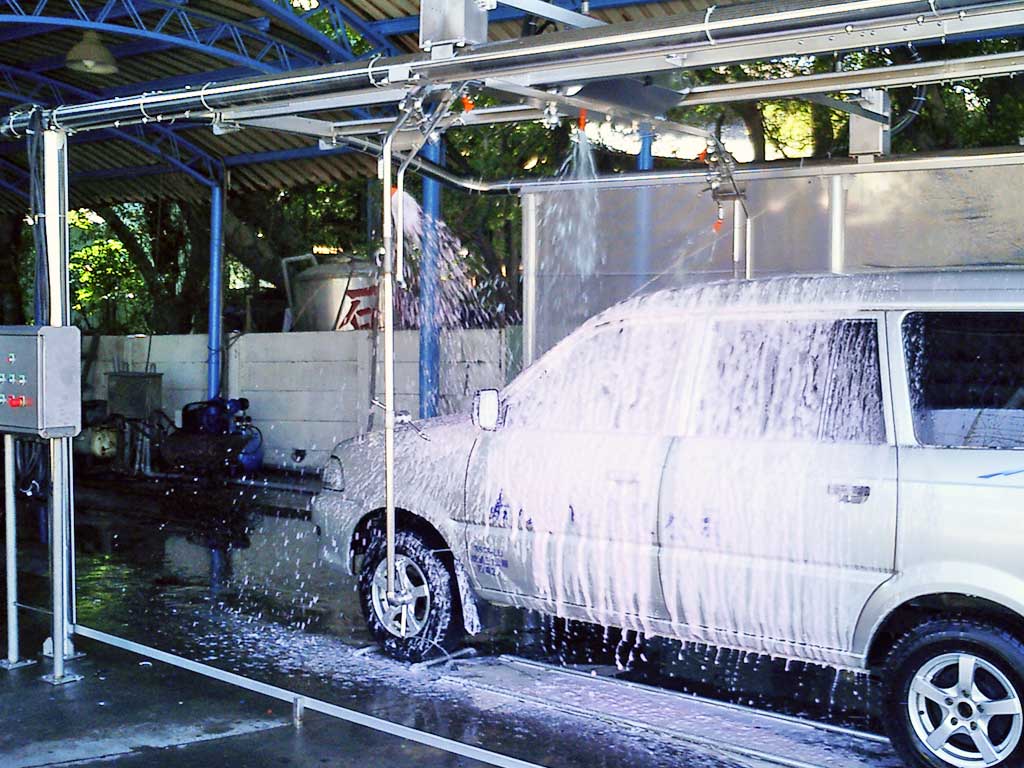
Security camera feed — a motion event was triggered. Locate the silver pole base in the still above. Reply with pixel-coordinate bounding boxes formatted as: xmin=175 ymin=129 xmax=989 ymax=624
xmin=41 ymin=671 xmax=83 ymax=686
xmin=0 ymin=658 xmax=36 ymax=670
xmin=42 ymin=635 xmax=86 ymax=661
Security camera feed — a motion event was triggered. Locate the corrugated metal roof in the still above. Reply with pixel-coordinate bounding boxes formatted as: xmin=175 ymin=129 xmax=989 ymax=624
xmin=0 ymin=0 xmax=745 ymax=211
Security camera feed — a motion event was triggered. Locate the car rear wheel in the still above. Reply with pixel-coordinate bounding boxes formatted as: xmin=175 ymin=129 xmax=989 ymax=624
xmin=882 ymin=619 xmax=1024 ymax=768
xmin=358 ymin=528 xmax=462 ymax=662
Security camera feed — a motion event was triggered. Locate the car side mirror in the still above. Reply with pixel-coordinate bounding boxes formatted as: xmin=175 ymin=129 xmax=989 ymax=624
xmin=472 ymin=389 xmax=503 ymax=431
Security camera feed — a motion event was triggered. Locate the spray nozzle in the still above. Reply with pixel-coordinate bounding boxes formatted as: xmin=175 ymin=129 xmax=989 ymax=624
xmin=577 ymin=109 xmax=588 ymax=130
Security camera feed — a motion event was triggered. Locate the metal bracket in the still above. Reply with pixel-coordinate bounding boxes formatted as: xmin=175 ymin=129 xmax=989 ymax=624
xmin=494 ymin=0 xmax=604 ymax=29
xmin=847 ymin=89 xmax=892 ymax=157
xmin=212 ymin=120 xmax=242 ymax=136
xmin=42 ymin=634 xmax=85 ymax=661
xmin=0 ymin=658 xmax=36 ymax=671
xmin=803 ymin=93 xmax=890 ymax=125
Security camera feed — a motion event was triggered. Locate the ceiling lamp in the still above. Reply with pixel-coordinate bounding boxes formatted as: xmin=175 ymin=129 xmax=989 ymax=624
xmin=66 ymin=31 xmax=118 ymax=76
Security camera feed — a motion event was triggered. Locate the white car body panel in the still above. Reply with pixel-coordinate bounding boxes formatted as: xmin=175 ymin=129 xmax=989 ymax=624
xmin=311 ymin=270 xmax=1024 ymax=670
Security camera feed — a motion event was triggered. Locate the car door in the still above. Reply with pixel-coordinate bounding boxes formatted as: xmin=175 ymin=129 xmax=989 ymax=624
xmin=460 ymin=315 xmax=696 ymax=627
xmin=894 ymin=310 xmax=1024 ymax=601
xmin=658 ymin=313 xmax=898 ymax=657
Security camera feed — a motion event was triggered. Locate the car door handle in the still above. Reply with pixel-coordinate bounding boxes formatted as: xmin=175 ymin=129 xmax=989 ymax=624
xmin=828 ymin=484 xmax=871 ymax=504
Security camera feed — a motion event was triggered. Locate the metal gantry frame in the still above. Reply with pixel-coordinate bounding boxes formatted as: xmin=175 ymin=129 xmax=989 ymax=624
xmin=7 ymin=0 xmax=1024 ymax=760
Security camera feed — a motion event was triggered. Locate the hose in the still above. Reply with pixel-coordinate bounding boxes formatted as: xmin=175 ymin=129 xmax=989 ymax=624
xmin=892 ymin=44 xmax=927 ymax=137
xmin=26 ymin=108 xmax=48 ymax=326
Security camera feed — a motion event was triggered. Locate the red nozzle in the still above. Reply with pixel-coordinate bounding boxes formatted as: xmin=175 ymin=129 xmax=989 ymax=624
xmin=577 ymin=109 xmax=588 ymax=130
xmin=390 ymin=186 xmax=398 ymax=197
xmin=712 ymin=218 xmax=724 ymax=233
xmin=461 ymin=95 xmax=475 ymax=112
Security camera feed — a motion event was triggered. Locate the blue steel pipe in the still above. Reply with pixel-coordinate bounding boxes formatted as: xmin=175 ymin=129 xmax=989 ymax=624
xmin=634 ymin=126 xmax=654 ymax=291
xmin=207 ymin=184 xmax=224 ymax=400
xmin=419 ymin=138 xmax=443 ymax=419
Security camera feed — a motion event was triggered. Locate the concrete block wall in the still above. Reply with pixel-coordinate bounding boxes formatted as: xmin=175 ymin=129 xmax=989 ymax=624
xmin=85 ymin=334 xmax=209 ymax=416
xmin=84 ymin=328 xmax=516 ymax=469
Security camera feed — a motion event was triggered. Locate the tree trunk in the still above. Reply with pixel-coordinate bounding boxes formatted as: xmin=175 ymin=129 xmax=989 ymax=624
xmin=735 ymin=104 xmax=766 ymax=162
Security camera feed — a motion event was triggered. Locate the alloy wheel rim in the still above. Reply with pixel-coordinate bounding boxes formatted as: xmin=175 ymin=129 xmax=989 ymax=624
xmin=908 ymin=652 xmax=1023 ymax=767
xmin=370 ymin=555 xmax=431 ymax=639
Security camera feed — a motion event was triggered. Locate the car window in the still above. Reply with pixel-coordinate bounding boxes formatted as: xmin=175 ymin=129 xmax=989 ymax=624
xmin=505 ymin=319 xmax=690 ymax=434
xmin=693 ymin=317 xmax=885 ymax=444
xmin=820 ymin=319 xmax=887 ymax=444
xmin=903 ymin=311 xmax=1024 ymax=448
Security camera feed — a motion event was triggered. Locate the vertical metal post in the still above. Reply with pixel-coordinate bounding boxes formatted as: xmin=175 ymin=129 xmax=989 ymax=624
xmin=732 ymin=198 xmax=747 ymax=280
xmin=207 ymin=184 xmax=224 ymax=400
xmin=521 ymin=193 xmax=538 ymax=368
xmin=829 ymin=174 xmax=847 ymax=274
xmin=41 ymin=128 xmax=80 ymax=685
xmin=745 ymin=213 xmax=754 ymax=280
xmin=1 ymin=434 xmax=33 ymax=670
xmin=379 ymin=114 xmax=410 ymax=603
xmin=633 ymin=126 xmax=654 ymax=291
xmin=419 ymin=138 xmax=442 ymax=419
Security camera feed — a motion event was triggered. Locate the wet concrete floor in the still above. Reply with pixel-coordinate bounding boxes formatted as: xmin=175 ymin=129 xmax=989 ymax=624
xmin=2 ymin=477 xmax=884 ymax=766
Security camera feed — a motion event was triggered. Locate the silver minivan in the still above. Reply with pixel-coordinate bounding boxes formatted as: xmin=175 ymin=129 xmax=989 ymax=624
xmin=313 ymin=271 xmax=1024 ymax=768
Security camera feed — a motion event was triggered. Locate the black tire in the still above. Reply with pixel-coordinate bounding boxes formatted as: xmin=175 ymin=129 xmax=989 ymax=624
xmin=358 ymin=528 xmax=463 ymax=662
xmin=882 ymin=618 xmax=1024 ymax=768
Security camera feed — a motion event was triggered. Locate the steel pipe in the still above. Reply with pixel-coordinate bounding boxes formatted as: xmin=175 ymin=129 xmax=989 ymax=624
xmin=419 ymin=137 xmax=443 ymax=419
xmin=634 ymin=126 xmax=654 ymax=291
xmin=207 ymin=184 xmax=224 ymax=400
xmin=380 ymin=104 xmax=419 ymax=604
xmin=829 ymin=174 xmax=847 ymax=274
xmin=0 ymin=433 xmax=33 ymax=670
xmin=3 ymin=0 xmax=1018 ymax=136
xmin=40 ymin=128 xmax=80 ymax=686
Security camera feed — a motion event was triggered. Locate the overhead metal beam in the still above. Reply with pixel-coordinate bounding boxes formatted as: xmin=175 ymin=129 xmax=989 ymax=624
xmin=485 ymin=78 xmax=709 ymax=137
xmin=0 ymin=0 xmax=327 ymax=74
xmin=0 ymin=0 xmax=165 ymax=44
xmin=217 ymin=88 xmax=408 ymax=121
xmin=803 ymin=93 xmax=890 ymax=124
xmin=319 ymin=1 xmax=400 ymax=57
xmin=248 ymin=0 xmax=357 ymax=62
xmin=372 ymin=0 xmax=641 ymax=35
xmin=7 ymin=0 xmax=1024 ymax=136
xmin=683 ymin=49 xmax=1024 ymax=107
xmin=0 ymin=67 xmax=218 ymax=188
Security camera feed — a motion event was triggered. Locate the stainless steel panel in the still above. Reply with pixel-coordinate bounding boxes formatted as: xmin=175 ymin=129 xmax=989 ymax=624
xmin=419 ymin=0 xmax=488 ymax=50
xmin=0 ymin=326 xmax=81 ymax=438
xmin=845 ymin=164 xmax=1024 ymax=269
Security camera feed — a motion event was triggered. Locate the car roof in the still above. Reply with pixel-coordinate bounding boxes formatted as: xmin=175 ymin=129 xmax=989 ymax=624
xmin=595 ymin=268 xmax=1024 ymax=324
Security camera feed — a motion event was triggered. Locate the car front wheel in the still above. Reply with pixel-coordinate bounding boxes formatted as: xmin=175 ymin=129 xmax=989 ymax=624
xmin=883 ymin=618 xmax=1024 ymax=768
xmin=358 ymin=528 xmax=462 ymax=662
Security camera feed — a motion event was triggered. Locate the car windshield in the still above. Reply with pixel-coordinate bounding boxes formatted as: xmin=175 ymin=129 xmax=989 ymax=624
xmin=903 ymin=311 xmax=1024 ymax=448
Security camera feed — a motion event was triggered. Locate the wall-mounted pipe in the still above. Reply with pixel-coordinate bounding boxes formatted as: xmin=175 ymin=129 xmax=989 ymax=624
xmin=341 ymin=134 xmax=1024 ymax=199
xmin=3 ymin=0 xmax=1015 ymax=136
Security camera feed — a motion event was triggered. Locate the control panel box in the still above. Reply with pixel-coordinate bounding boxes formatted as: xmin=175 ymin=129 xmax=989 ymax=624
xmin=0 ymin=326 xmax=81 ymax=438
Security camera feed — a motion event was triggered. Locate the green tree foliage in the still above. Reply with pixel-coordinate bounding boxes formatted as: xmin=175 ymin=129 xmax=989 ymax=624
xmin=68 ymin=210 xmax=150 ymax=332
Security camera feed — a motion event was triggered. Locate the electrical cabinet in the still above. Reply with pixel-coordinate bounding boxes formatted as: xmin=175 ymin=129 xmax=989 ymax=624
xmin=0 ymin=326 xmax=80 ymax=438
